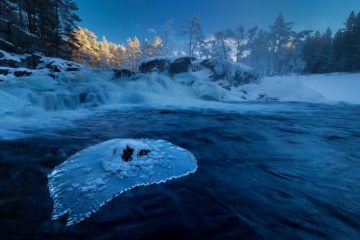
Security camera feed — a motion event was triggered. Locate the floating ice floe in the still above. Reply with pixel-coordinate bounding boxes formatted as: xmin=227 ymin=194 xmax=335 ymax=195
xmin=48 ymin=139 xmax=197 ymax=226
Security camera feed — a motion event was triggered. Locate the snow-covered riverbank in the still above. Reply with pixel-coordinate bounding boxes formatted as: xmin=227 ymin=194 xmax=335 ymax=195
xmin=233 ymin=73 xmax=360 ymax=104
xmin=1 ymin=52 xmax=359 ymax=140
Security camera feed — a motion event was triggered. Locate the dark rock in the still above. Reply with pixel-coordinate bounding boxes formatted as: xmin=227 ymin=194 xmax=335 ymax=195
xmin=125 ymin=56 xmax=259 ymax=87
xmin=21 ymin=54 xmax=42 ymax=69
xmin=14 ymin=71 xmax=32 ymax=77
xmin=113 ymin=69 xmax=135 ymax=79
xmin=198 ymin=59 xmax=226 ymax=80
xmin=65 ymin=67 xmax=80 ymax=72
xmin=79 ymin=92 xmax=87 ymax=103
xmin=0 ymin=69 xmax=9 ymax=75
xmin=138 ymin=149 xmax=151 ymax=157
xmin=0 ymin=38 xmax=23 ymax=54
xmin=121 ymin=145 xmax=134 ymax=162
xmin=139 ymin=58 xmax=168 ymax=73
xmin=0 ymin=58 xmax=21 ymax=68
xmin=45 ymin=62 xmax=61 ymax=72
xmin=168 ymin=57 xmax=194 ymax=75
xmin=0 ymin=50 xmax=42 ymax=69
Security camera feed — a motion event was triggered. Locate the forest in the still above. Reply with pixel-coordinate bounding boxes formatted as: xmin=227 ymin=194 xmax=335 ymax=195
xmin=1 ymin=0 xmax=360 ymax=76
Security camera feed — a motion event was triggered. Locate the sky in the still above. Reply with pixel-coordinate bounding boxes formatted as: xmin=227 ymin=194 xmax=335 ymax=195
xmin=75 ymin=0 xmax=360 ymax=44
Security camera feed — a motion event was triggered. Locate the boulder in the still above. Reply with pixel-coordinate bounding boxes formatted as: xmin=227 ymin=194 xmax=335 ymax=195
xmin=139 ymin=58 xmax=168 ymax=73
xmin=168 ymin=57 xmax=194 ymax=75
xmin=139 ymin=57 xmax=259 ymax=86
xmin=65 ymin=67 xmax=80 ymax=72
xmin=139 ymin=57 xmax=195 ymax=75
xmin=0 ymin=68 xmax=9 ymax=75
xmin=21 ymin=54 xmax=42 ymax=69
xmin=14 ymin=70 xmax=32 ymax=77
xmin=199 ymin=59 xmax=226 ymax=80
xmin=0 ymin=58 xmax=21 ymax=68
xmin=45 ymin=62 xmax=61 ymax=72
xmin=113 ymin=69 xmax=136 ymax=79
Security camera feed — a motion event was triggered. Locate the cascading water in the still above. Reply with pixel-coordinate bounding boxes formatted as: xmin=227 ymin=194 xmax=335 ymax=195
xmin=0 ymin=70 xmax=242 ymax=140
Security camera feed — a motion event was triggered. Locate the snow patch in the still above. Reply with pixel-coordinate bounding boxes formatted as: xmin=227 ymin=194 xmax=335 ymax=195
xmin=0 ymin=50 xmax=30 ymax=62
xmin=245 ymin=73 xmax=360 ymax=104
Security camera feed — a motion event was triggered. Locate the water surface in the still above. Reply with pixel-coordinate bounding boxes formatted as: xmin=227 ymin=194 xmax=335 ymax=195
xmin=1 ymin=102 xmax=360 ymax=239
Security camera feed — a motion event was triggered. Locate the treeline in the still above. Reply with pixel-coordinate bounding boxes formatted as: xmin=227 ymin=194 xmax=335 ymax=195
xmin=1 ymin=1 xmax=359 ymax=75
xmin=0 ymin=0 xmax=80 ymax=57
xmin=303 ymin=11 xmax=360 ymax=73
xmin=69 ymin=27 xmax=163 ymax=69
xmin=183 ymin=11 xmax=360 ymax=76
xmin=181 ymin=14 xmax=307 ymax=76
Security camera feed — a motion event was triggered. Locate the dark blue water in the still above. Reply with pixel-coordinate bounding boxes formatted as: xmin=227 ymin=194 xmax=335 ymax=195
xmin=1 ymin=102 xmax=360 ymax=239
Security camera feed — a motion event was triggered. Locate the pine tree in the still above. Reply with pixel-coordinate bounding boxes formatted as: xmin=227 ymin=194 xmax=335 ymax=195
xmin=333 ymin=29 xmax=346 ymax=71
xmin=233 ymin=25 xmax=246 ymax=62
xmin=213 ymin=30 xmax=232 ymax=60
xmin=110 ymin=43 xmax=126 ymax=67
xmin=126 ymin=37 xmax=141 ymax=70
xmin=58 ymin=0 xmax=81 ymax=38
xmin=99 ymin=36 xmax=111 ymax=67
xmin=245 ymin=29 xmax=271 ymax=76
xmin=69 ymin=27 xmax=88 ymax=63
xmin=268 ymin=13 xmax=294 ymax=75
xmin=161 ymin=19 xmax=175 ymax=56
xmin=344 ymin=11 xmax=357 ymax=71
xmin=302 ymin=29 xmax=334 ymax=73
xmin=181 ymin=15 xmax=202 ymax=57
xmin=0 ymin=0 xmax=80 ymax=57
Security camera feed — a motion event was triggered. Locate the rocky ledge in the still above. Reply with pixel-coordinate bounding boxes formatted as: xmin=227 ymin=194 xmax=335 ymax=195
xmin=0 ymin=50 xmax=83 ymax=79
xmin=137 ymin=57 xmax=259 ymax=87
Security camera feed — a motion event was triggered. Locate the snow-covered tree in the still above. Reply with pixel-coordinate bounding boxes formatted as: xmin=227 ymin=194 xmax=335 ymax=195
xmin=99 ymin=36 xmax=111 ymax=67
xmin=57 ymin=0 xmax=81 ymax=38
xmin=69 ymin=27 xmax=100 ymax=67
xmin=233 ymin=25 xmax=246 ymax=62
xmin=126 ymin=37 xmax=141 ymax=70
xmin=110 ymin=43 xmax=126 ymax=68
xmin=161 ymin=19 xmax=176 ymax=56
xmin=142 ymin=37 xmax=162 ymax=58
xmin=83 ymin=28 xmax=100 ymax=67
xmin=181 ymin=15 xmax=203 ymax=57
xmin=245 ymin=29 xmax=271 ymax=76
xmin=69 ymin=27 xmax=89 ymax=63
xmin=197 ymin=37 xmax=214 ymax=59
xmin=213 ymin=30 xmax=232 ymax=60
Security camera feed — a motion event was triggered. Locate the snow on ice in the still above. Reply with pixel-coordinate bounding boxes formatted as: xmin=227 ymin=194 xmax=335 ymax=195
xmin=47 ymin=138 xmax=198 ymax=226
